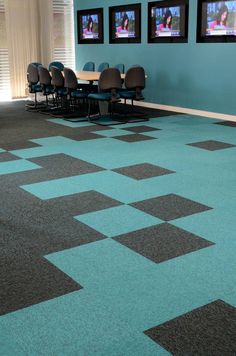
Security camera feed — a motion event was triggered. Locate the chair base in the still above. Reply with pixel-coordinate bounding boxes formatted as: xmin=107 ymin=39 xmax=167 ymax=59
xmin=119 ymin=100 xmax=149 ymax=123
xmin=63 ymin=111 xmax=88 ymax=122
xmin=88 ymin=113 xmax=127 ymax=126
xmin=25 ymin=101 xmax=47 ymax=112
xmin=87 ymin=97 xmax=126 ymax=126
xmin=47 ymin=97 xmax=83 ymax=119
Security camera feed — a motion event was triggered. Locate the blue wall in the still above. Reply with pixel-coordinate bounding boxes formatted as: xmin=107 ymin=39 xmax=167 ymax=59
xmin=74 ymin=0 xmax=236 ymax=115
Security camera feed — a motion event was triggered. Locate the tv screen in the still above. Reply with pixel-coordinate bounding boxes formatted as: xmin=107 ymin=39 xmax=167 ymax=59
xmin=77 ymin=8 xmax=104 ymax=44
xmin=114 ymin=10 xmax=136 ymax=39
xmin=109 ymin=3 xmax=141 ymax=44
xmin=148 ymin=0 xmax=189 ymax=43
xmin=197 ymin=0 xmax=236 ymax=42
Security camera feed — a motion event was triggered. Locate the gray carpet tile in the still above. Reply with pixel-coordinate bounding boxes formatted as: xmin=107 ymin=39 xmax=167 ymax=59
xmin=214 ymin=120 xmax=236 ymax=127
xmin=144 ymin=300 xmax=236 ymax=356
xmin=48 ymin=190 xmax=122 ymax=216
xmin=113 ymin=163 xmax=175 ymax=180
xmin=187 ymin=140 xmax=236 ymax=151
xmin=0 ymin=155 xmax=104 ymax=186
xmin=114 ymin=134 xmax=156 ymax=142
xmin=131 ymin=194 xmax=212 ymax=221
xmin=29 ymin=154 xmax=104 ymax=177
xmin=0 ymin=188 xmax=109 ymax=257
xmin=0 ymin=161 xmax=103 ymax=186
xmin=0 ymin=179 xmax=108 ymax=315
xmin=1 ymin=140 xmax=42 ymax=151
xmin=62 ymin=131 xmax=105 ymax=141
xmin=124 ymin=125 xmax=161 ymax=133
xmin=114 ymin=223 xmax=214 ymax=264
xmin=0 ymin=152 xmax=21 ymax=162
xmin=0 ymin=256 xmax=81 ymax=316
xmin=0 ymin=214 xmax=105 ymax=258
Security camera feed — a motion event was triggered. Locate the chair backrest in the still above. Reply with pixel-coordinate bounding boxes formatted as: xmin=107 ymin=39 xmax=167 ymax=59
xmin=114 ymin=63 xmax=125 ymax=74
xmin=82 ymin=61 xmax=95 ymax=71
xmin=63 ymin=67 xmax=78 ymax=90
xmin=38 ymin=66 xmax=51 ymax=86
xmin=97 ymin=62 xmax=109 ymax=72
xmin=124 ymin=66 xmax=145 ymax=91
xmin=49 ymin=61 xmax=64 ymax=72
xmin=98 ymin=68 xmax=122 ymax=92
xmin=27 ymin=63 xmax=40 ymax=84
xmin=51 ymin=66 xmax=64 ymax=87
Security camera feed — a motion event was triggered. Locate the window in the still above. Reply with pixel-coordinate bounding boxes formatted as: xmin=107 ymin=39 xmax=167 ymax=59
xmin=0 ymin=0 xmax=11 ymax=100
xmin=53 ymin=0 xmax=75 ymax=69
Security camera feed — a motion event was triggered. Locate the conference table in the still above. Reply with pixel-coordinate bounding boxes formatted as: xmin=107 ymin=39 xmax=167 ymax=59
xmin=76 ymin=70 xmax=125 ymax=81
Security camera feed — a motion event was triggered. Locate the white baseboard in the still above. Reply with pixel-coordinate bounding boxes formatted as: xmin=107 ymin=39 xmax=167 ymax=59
xmin=126 ymin=100 xmax=236 ymax=122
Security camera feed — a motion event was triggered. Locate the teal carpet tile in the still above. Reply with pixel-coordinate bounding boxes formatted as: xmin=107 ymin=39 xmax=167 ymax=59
xmin=75 ymin=205 xmax=162 ymax=237
xmin=0 ymin=159 xmax=41 ymax=175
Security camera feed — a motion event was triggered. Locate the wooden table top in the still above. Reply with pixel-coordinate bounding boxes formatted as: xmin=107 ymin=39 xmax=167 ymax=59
xmin=76 ymin=70 xmax=125 ymax=81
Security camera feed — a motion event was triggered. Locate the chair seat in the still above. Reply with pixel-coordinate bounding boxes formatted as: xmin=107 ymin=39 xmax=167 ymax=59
xmin=30 ymin=84 xmax=42 ymax=93
xmin=44 ymin=85 xmax=54 ymax=94
xmin=71 ymin=90 xmax=88 ymax=98
xmin=119 ymin=90 xmax=144 ymax=101
xmin=119 ymin=90 xmax=135 ymax=98
xmin=56 ymin=87 xmax=67 ymax=96
xmin=88 ymin=92 xmax=120 ymax=101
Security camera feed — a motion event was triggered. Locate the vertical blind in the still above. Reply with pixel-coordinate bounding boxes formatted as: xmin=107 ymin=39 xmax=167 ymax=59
xmin=0 ymin=0 xmax=11 ymax=100
xmin=53 ymin=0 xmax=75 ymax=69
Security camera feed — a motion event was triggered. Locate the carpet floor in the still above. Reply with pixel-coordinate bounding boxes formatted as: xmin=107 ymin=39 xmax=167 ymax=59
xmin=0 ymin=101 xmax=236 ymax=355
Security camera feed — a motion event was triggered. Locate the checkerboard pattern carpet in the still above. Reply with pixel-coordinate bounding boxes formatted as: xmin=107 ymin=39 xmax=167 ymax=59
xmin=0 ymin=101 xmax=236 ymax=355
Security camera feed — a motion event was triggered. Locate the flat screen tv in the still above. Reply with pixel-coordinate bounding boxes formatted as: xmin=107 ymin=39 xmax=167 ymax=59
xmin=148 ymin=0 xmax=189 ymax=43
xmin=77 ymin=8 xmax=104 ymax=44
xmin=109 ymin=3 xmax=141 ymax=44
xmin=197 ymin=0 xmax=236 ymax=42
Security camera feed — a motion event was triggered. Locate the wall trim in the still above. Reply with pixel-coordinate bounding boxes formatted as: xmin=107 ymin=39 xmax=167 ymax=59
xmin=131 ymin=100 xmax=236 ymax=122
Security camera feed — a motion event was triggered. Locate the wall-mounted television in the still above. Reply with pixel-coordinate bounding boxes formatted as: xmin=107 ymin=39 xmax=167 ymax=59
xmin=197 ymin=0 xmax=236 ymax=42
xmin=148 ymin=0 xmax=189 ymax=43
xmin=109 ymin=3 xmax=141 ymax=44
xmin=77 ymin=8 xmax=104 ymax=44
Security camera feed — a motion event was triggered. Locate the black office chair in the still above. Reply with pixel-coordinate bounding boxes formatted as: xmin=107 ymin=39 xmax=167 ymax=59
xmin=50 ymin=66 xmax=68 ymax=114
xmin=49 ymin=61 xmax=64 ymax=72
xmin=63 ymin=67 xmax=88 ymax=122
xmin=26 ymin=63 xmax=43 ymax=111
xmin=38 ymin=66 xmax=54 ymax=108
xmin=97 ymin=62 xmax=109 ymax=72
xmin=119 ymin=66 xmax=148 ymax=122
xmin=87 ymin=67 xmax=124 ymax=125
